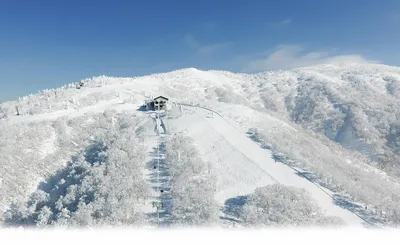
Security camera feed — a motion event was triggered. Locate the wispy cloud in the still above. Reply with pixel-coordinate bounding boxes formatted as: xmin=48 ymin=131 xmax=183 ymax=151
xmin=199 ymin=21 xmax=217 ymax=31
xmin=269 ymin=18 xmax=292 ymax=28
xmin=389 ymin=12 xmax=400 ymax=21
xmin=197 ymin=42 xmax=232 ymax=56
xmin=183 ymin=34 xmax=232 ymax=56
xmin=183 ymin=34 xmax=200 ymax=49
xmin=280 ymin=18 xmax=292 ymax=25
xmin=242 ymin=45 xmax=375 ymax=72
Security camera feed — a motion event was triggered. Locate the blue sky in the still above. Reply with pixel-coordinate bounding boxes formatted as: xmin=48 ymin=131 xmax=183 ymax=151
xmin=1 ymin=0 xmax=400 ymax=101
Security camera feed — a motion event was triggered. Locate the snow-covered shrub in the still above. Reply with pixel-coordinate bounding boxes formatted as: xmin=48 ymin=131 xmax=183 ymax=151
xmin=213 ymin=86 xmax=249 ymax=106
xmin=252 ymin=121 xmax=400 ymax=226
xmin=2 ymin=111 xmax=148 ymax=227
xmin=165 ymin=134 xmax=219 ymax=226
xmin=384 ymin=75 xmax=400 ymax=98
xmin=0 ymin=120 xmax=59 ymax=222
xmin=5 ymin=138 xmax=147 ymax=227
xmin=240 ymin=184 xmax=345 ymax=227
xmin=232 ymin=66 xmax=400 ymax=180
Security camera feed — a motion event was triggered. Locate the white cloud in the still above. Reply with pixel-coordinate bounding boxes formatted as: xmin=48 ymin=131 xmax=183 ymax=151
xmin=389 ymin=12 xmax=400 ymax=21
xmin=269 ymin=18 xmax=292 ymax=28
xmin=183 ymin=34 xmax=232 ymax=56
xmin=243 ymin=45 xmax=374 ymax=72
xmin=200 ymin=21 xmax=217 ymax=31
xmin=197 ymin=42 xmax=232 ymax=56
xmin=183 ymin=34 xmax=200 ymax=49
xmin=280 ymin=18 xmax=292 ymax=25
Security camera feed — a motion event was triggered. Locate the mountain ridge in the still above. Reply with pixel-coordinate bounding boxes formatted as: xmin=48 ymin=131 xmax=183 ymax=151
xmin=2 ymin=63 xmax=400 ymax=176
xmin=2 ymin=63 xmax=400 ymax=227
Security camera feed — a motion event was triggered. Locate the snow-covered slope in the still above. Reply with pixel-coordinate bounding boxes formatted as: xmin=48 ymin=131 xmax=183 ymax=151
xmin=169 ymin=105 xmax=366 ymax=226
xmin=1 ymin=63 xmax=400 ymax=228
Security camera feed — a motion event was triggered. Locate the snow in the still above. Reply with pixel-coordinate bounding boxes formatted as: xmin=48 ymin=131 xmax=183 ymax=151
xmin=39 ymin=130 xmax=57 ymax=158
xmin=2 ymin=63 xmax=400 ymax=227
xmin=169 ymin=105 xmax=367 ymax=227
xmin=7 ymin=96 xmax=145 ymax=123
xmin=168 ymin=107 xmax=276 ymax=203
xmin=136 ymin=111 xmax=171 ymax=226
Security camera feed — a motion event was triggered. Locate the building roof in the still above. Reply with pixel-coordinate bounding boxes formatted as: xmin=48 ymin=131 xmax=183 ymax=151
xmin=153 ymin=96 xmax=169 ymax=101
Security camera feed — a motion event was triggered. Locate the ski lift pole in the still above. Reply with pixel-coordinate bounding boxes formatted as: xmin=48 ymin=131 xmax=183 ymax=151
xmin=157 ymin=111 xmax=161 ymax=227
xmin=157 ymin=205 xmax=160 ymax=226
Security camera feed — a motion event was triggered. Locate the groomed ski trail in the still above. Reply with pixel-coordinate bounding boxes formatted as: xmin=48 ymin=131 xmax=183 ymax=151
xmin=179 ymin=104 xmax=369 ymax=228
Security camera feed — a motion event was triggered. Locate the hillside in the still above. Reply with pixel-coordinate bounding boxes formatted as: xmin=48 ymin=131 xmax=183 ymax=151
xmin=1 ymin=63 xmax=400 ymax=228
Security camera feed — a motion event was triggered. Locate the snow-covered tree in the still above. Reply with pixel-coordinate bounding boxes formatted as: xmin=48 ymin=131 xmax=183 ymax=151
xmin=2 ymin=111 xmax=149 ymax=228
xmin=240 ymin=184 xmax=345 ymax=227
xmin=166 ymin=134 xmax=219 ymax=226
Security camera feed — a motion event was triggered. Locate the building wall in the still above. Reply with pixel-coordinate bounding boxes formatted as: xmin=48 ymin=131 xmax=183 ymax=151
xmin=154 ymin=98 xmax=168 ymax=110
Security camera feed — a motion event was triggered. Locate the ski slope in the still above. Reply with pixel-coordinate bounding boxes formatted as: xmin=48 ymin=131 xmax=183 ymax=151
xmin=166 ymin=104 xmax=368 ymax=227
xmin=13 ymin=93 xmax=368 ymax=227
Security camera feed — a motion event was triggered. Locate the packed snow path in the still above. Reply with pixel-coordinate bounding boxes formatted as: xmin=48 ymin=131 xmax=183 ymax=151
xmin=172 ymin=104 xmax=369 ymax=227
xmin=140 ymin=111 xmax=172 ymax=227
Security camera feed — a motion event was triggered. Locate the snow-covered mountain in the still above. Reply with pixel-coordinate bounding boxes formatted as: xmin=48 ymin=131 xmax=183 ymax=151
xmin=1 ymin=63 xmax=400 ymax=228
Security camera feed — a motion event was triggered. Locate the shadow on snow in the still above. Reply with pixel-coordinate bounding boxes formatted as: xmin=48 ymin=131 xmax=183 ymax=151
xmin=3 ymin=141 xmax=108 ymax=227
xmin=245 ymin=129 xmax=378 ymax=228
xmin=145 ymin=141 xmax=173 ymax=227
xmin=220 ymin=196 xmax=248 ymax=224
